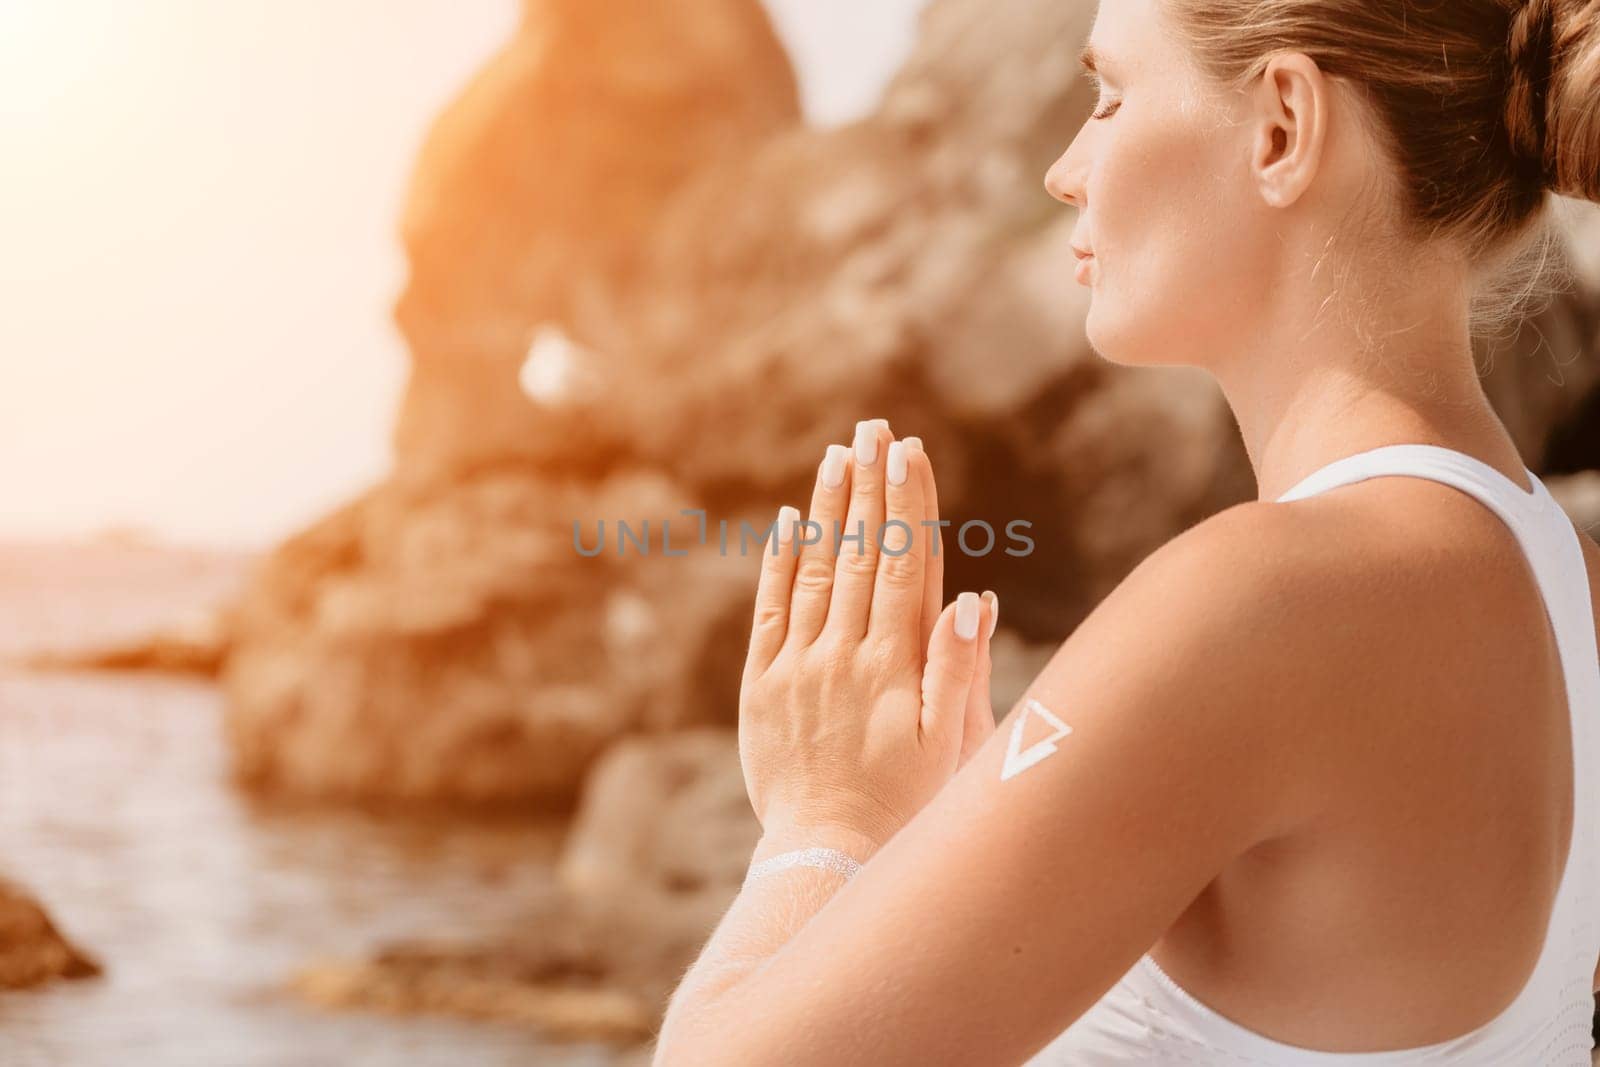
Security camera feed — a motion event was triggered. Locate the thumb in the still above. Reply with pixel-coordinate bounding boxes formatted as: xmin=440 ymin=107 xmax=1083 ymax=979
xmin=957 ymin=590 xmax=998 ymax=770
xmin=920 ymin=592 xmax=983 ymax=750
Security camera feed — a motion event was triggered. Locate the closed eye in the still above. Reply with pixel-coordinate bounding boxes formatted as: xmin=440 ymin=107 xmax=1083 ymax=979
xmin=1085 ymin=74 xmax=1120 ymax=120
xmin=1092 ymin=97 xmax=1121 ymax=120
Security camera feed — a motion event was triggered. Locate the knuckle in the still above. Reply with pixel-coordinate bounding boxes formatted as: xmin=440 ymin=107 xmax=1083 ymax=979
xmin=837 ymin=546 xmax=878 ymax=577
xmin=807 ymin=631 xmax=852 ymax=670
xmin=878 ymin=520 xmax=917 ymax=556
xmin=876 ymin=554 xmax=922 ymax=590
xmin=793 ymin=555 xmax=835 ymax=594
xmin=752 ymin=601 xmax=788 ymax=632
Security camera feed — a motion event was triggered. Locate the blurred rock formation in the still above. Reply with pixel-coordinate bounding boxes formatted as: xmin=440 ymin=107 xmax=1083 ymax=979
xmin=225 ymin=0 xmax=1600 ymax=811
xmin=391 ymin=0 xmax=801 ymax=481
xmin=0 ymin=877 xmax=101 ymax=990
xmin=291 ymin=728 xmax=752 ymax=1048
xmin=223 ymin=0 xmax=799 ymax=806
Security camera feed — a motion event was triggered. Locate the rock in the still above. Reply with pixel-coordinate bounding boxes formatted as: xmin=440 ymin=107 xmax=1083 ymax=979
xmin=290 ymin=729 xmax=753 ymax=1046
xmin=1548 ymin=469 xmax=1600 ymax=531
xmin=390 ymin=0 xmax=801 ymax=485
xmin=292 ymin=955 xmax=656 ymax=1045
xmin=222 ymin=0 xmax=797 ymax=807
xmin=610 ymin=1047 xmax=659 ymax=1067
xmin=0 ymin=538 xmax=248 ymax=667
xmin=20 ymin=609 xmax=228 ymax=676
xmin=1481 ymin=196 xmax=1600 ymax=463
xmin=559 ymin=727 xmax=759 ymax=906
xmin=224 ymin=471 xmax=756 ymax=806
xmin=0 ymin=877 xmax=101 ymax=990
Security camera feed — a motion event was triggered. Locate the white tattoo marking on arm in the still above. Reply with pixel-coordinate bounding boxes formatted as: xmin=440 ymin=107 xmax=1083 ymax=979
xmin=1000 ymin=698 xmax=1073 ymax=781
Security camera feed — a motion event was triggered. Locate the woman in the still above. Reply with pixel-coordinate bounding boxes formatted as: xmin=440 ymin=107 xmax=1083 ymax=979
xmin=653 ymin=0 xmax=1600 ymax=1062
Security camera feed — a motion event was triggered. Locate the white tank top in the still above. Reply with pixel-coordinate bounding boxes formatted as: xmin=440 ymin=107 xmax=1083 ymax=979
xmin=1029 ymin=443 xmax=1600 ymax=1065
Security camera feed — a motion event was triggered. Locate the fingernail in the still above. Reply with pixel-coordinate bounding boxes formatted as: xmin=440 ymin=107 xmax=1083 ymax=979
xmin=870 ymin=417 xmax=891 ymax=432
xmin=955 ymin=592 xmax=980 ymax=640
xmin=821 ymin=444 xmax=849 ymax=488
xmin=886 ymin=440 xmax=908 ymax=486
xmin=904 ymin=436 xmax=923 ymax=452
xmin=854 ymin=420 xmax=878 ymax=466
xmin=776 ymin=504 xmax=800 ymax=546
xmin=981 ymin=590 xmax=999 ymax=638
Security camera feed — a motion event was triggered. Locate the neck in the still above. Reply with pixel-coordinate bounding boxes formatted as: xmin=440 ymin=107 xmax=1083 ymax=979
xmin=1209 ymin=236 xmax=1522 ymax=502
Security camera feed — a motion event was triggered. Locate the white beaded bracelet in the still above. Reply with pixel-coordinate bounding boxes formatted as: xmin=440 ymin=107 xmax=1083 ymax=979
xmin=742 ymin=846 xmax=863 ymax=889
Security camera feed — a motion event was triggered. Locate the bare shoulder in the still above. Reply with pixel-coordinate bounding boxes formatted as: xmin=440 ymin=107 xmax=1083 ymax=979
xmin=1035 ymin=497 xmax=1394 ymax=700
xmin=998 ymin=493 xmax=1506 ymax=825
xmin=991 ymin=501 xmax=1389 ymax=833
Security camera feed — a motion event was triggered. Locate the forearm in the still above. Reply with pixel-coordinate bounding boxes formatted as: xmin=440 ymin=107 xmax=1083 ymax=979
xmin=652 ymin=820 xmax=887 ymax=1064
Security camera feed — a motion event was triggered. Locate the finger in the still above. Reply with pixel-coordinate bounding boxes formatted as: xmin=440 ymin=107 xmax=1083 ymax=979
xmin=957 ymin=591 xmax=999 ymax=770
xmin=745 ymin=504 xmax=802 ymax=678
xmin=920 ymin=592 xmax=983 ymax=758
xmin=785 ymin=444 xmax=853 ymax=649
xmin=867 ymin=439 xmax=926 ymax=646
xmin=904 ymin=436 xmax=942 ymax=658
xmin=826 ymin=418 xmax=893 ymax=640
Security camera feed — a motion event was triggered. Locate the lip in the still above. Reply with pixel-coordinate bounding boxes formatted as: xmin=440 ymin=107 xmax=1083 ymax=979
xmin=1074 ymin=253 xmax=1095 ymax=285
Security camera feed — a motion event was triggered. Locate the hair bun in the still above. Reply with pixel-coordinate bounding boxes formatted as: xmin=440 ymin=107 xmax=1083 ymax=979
xmin=1509 ymin=0 xmax=1600 ymax=202
xmin=1504 ymin=0 xmax=1557 ymax=187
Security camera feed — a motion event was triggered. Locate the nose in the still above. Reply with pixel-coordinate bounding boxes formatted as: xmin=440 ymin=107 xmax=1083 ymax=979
xmin=1043 ymin=138 xmax=1086 ymax=208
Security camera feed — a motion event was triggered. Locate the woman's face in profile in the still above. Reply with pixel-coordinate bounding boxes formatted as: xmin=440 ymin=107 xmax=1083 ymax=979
xmin=1044 ymin=0 xmax=1277 ymax=372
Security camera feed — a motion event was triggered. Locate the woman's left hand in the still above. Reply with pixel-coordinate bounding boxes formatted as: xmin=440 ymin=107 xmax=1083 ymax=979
xmin=738 ymin=420 xmax=998 ymax=848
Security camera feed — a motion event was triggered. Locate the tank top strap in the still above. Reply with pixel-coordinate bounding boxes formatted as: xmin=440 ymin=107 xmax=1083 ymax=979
xmin=1276 ymin=442 xmax=1600 ymax=1019
xmin=1273 ymin=443 xmax=1547 ymax=522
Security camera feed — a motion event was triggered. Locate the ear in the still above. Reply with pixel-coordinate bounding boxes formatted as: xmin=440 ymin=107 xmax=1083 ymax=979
xmin=1249 ymin=52 xmax=1329 ymax=209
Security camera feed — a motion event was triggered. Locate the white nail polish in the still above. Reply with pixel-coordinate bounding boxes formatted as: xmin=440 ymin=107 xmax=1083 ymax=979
xmin=870 ymin=417 xmax=891 ymax=432
xmin=853 ymin=421 xmax=878 ymax=466
xmin=821 ymin=445 xmax=848 ymax=488
xmin=776 ymin=505 xmax=800 ymax=546
xmin=886 ymin=441 xmax=908 ymax=486
xmin=955 ymin=592 xmax=980 ymax=640
xmin=904 ymin=436 xmax=923 ymax=452
xmin=982 ymin=590 xmax=999 ymax=638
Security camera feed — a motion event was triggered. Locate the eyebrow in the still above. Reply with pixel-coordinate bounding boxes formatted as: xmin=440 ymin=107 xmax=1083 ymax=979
xmin=1079 ymin=43 xmax=1102 ymax=74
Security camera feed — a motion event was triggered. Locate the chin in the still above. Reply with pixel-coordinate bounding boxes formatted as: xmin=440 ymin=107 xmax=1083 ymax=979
xmin=1084 ymin=295 xmax=1205 ymax=370
xmin=1083 ymin=299 xmax=1148 ymax=368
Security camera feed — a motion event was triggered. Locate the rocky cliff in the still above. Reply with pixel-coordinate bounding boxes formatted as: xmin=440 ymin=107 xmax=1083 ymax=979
xmin=0 ymin=877 xmax=100 ymax=990
xmin=223 ymin=0 xmax=801 ymax=806
xmin=223 ymin=0 xmax=1600 ymax=809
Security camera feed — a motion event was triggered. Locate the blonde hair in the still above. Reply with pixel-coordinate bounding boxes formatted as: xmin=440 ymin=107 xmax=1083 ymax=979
xmin=1163 ymin=0 xmax=1600 ymax=335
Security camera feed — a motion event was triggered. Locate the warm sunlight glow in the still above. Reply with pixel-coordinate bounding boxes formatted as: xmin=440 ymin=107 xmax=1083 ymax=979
xmin=0 ymin=0 xmax=925 ymax=548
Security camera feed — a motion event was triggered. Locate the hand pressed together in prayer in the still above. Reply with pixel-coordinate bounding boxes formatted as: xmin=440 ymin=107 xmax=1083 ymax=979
xmin=738 ymin=419 xmax=999 ymax=852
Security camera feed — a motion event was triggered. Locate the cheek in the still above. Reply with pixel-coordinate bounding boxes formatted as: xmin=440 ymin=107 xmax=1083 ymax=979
xmin=1085 ymin=119 xmax=1264 ymax=363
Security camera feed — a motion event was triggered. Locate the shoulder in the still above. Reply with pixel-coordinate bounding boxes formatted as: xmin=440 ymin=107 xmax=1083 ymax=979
xmin=905 ymin=503 xmax=1364 ymax=933
xmin=1056 ymin=498 xmax=1386 ymax=693
xmin=999 ymin=499 xmax=1426 ymax=835
xmin=1092 ymin=488 xmax=1508 ymax=668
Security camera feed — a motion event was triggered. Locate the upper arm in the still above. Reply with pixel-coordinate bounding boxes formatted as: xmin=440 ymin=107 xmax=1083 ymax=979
xmin=696 ymin=504 xmax=1342 ymax=1066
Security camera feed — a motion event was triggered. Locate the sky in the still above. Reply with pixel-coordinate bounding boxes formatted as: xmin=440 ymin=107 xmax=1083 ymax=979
xmin=0 ymin=0 xmax=927 ymax=549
